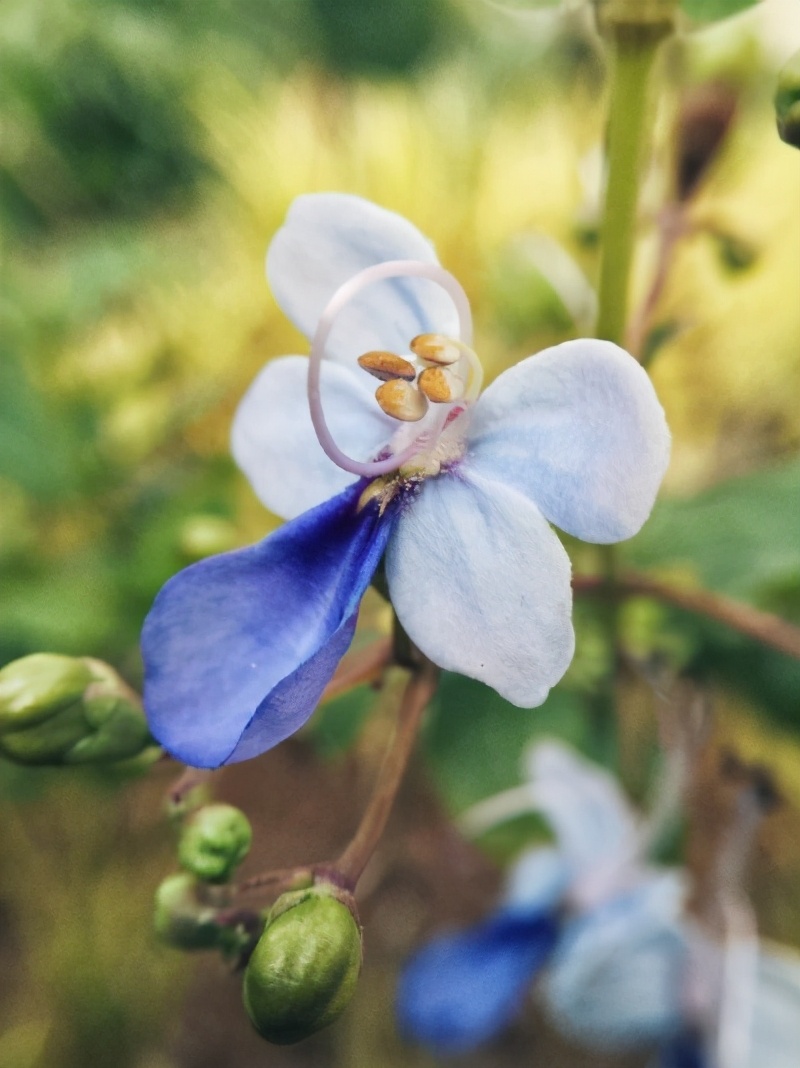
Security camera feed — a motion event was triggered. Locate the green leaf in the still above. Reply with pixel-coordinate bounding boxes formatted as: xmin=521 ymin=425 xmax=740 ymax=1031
xmin=625 ymin=458 xmax=800 ymax=600
xmin=423 ymin=673 xmax=593 ymax=814
xmin=306 ymin=686 xmax=374 ymax=758
xmin=680 ymin=0 xmax=762 ymax=23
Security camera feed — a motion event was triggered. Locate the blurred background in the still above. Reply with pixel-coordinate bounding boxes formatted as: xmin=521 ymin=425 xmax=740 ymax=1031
xmin=1 ymin=0 xmax=799 ymax=1065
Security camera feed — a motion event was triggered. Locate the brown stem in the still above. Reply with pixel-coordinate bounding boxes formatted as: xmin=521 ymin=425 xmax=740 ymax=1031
xmin=336 ymin=661 xmax=439 ymax=888
xmin=321 ymin=636 xmax=392 ymax=702
xmin=573 ymin=572 xmax=800 ymax=660
xmin=626 ymin=204 xmax=689 ymax=360
xmin=168 ymin=765 xmax=214 ymax=806
xmin=235 ymin=866 xmax=315 ymax=896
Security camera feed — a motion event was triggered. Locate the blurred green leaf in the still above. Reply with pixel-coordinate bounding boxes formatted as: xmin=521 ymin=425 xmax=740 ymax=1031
xmin=681 ymin=0 xmax=762 ymax=21
xmin=625 ymin=459 xmax=800 ymax=600
xmin=0 ymin=350 xmax=79 ymax=499
xmin=309 ymin=0 xmax=457 ymax=78
xmin=307 ymin=685 xmax=374 ymax=758
xmin=423 ymin=674 xmax=593 ymax=814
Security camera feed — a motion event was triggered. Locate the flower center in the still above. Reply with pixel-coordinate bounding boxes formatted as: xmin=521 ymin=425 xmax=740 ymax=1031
xmin=307 ymin=259 xmax=482 ymax=481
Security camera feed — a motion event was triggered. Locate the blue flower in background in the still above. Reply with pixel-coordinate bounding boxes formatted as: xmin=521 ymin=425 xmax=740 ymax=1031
xmin=397 ymin=741 xmax=689 ymax=1054
xmin=398 ymin=741 xmax=800 ymax=1066
xmin=396 ymin=848 xmax=565 ymax=1054
xmin=141 ymin=194 xmax=670 ymax=768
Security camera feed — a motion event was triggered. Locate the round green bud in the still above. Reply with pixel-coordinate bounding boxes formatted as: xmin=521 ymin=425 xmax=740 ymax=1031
xmin=153 ymin=872 xmax=223 ymax=951
xmin=178 ymin=804 xmax=252 ymax=883
xmin=776 ymin=50 xmax=800 ymax=150
xmin=0 ymin=653 xmax=92 ymax=733
xmin=243 ymin=886 xmax=362 ymax=1045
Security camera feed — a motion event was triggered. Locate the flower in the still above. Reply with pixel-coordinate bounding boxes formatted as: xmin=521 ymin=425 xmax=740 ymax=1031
xmin=142 ymin=194 xmax=669 ymax=768
xmin=396 ymin=740 xmax=688 ymax=1054
xmin=397 ymin=741 xmax=800 ymax=1067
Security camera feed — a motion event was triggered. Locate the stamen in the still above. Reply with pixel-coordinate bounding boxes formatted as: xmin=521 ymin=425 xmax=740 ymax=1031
xmin=375 ymin=380 xmax=429 ymax=422
xmin=357 ymin=351 xmax=417 ymax=382
xmin=418 ymin=366 xmax=465 ymax=404
xmin=411 ymin=333 xmax=461 ymax=366
xmin=308 ymin=259 xmax=473 ymax=478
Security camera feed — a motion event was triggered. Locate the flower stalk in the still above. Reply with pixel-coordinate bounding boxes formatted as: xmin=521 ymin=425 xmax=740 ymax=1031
xmin=336 ymin=660 xmax=438 ymax=887
xmin=573 ymin=572 xmax=800 ymax=660
xmin=595 ymin=14 xmax=674 ymax=346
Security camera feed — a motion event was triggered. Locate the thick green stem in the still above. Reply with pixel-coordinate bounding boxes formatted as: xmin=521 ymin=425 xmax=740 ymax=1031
xmin=596 ymin=29 xmax=665 ymax=345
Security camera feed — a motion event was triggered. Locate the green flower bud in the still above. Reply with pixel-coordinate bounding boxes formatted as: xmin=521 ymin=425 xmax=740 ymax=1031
xmin=63 ymin=693 xmax=151 ymax=765
xmin=178 ymin=804 xmax=252 ymax=883
xmin=243 ymin=885 xmax=362 ymax=1045
xmin=0 ymin=654 xmax=153 ymax=766
xmin=0 ymin=700 xmax=90 ymax=763
xmin=153 ymin=872 xmax=224 ymax=951
xmin=0 ymin=653 xmax=92 ymax=733
xmin=775 ymin=50 xmax=800 ymax=150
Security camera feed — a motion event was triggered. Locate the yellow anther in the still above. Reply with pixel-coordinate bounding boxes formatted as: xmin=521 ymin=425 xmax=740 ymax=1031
xmin=357 ymin=476 xmax=392 ymax=512
xmin=375 ymin=380 xmax=429 ymax=422
xmin=410 ymin=334 xmax=461 ymax=366
xmin=357 ymin=351 xmax=417 ymax=382
xmin=417 ymin=366 xmax=465 ymax=404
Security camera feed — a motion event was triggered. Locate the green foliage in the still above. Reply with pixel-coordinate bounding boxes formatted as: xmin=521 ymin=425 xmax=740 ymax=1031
xmin=626 ymin=459 xmax=800 ymax=600
xmin=680 ymin=0 xmax=762 ymax=22
xmin=307 ymin=685 xmax=375 ymax=757
xmin=625 ymin=460 xmax=800 ymax=728
xmin=308 ymin=0 xmax=457 ymax=78
xmin=424 ymin=673 xmax=595 ymax=814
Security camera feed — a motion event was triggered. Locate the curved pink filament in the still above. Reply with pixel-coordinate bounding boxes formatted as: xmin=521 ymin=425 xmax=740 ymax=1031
xmin=308 ymin=259 xmax=473 ymax=478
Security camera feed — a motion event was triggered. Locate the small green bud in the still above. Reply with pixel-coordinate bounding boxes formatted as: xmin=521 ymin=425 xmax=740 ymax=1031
xmin=243 ymin=885 xmax=362 ymax=1045
xmin=776 ymin=50 xmax=800 ymax=150
xmin=0 ymin=653 xmax=92 ymax=733
xmin=153 ymin=872 xmax=224 ymax=950
xmin=178 ymin=804 xmax=252 ymax=883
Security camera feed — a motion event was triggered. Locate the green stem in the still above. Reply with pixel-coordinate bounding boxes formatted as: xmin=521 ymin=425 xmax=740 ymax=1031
xmin=596 ymin=28 xmax=665 ymax=345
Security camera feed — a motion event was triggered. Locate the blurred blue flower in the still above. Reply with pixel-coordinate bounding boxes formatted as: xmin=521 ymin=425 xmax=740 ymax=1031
xmin=142 ymin=195 xmax=670 ymax=768
xmin=399 ymin=741 xmax=800 ymax=1065
xmin=398 ymin=741 xmax=687 ymax=1053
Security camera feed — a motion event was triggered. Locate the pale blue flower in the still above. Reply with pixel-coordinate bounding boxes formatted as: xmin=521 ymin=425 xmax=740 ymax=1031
xmin=142 ymin=195 xmax=670 ymax=768
xmin=397 ymin=740 xmax=688 ymax=1053
xmin=400 ymin=740 xmax=800 ymax=1066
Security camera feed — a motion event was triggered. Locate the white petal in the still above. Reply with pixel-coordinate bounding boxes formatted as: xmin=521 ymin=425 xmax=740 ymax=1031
xmin=231 ymin=356 xmax=394 ymax=520
xmin=504 ymin=847 xmax=570 ymax=912
xmin=386 ymin=470 xmax=575 ymax=707
xmin=542 ymin=874 xmax=688 ymax=1051
xmin=267 ymin=193 xmax=459 ymax=363
xmin=748 ymin=945 xmax=800 ymax=1068
xmin=467 ymin=340 xmax=670 ymax=543
xmin=524 ymin=740 xmax=640 ymax=896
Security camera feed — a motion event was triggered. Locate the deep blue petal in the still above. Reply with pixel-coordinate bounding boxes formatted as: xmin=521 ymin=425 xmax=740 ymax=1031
xmin=658 ymin=1031 xmax=707 ymax=1068
xmin=142 ymin=482 xmax=394 ymax=768
xmin=397 ymin=907 xmax=559 ymax=1055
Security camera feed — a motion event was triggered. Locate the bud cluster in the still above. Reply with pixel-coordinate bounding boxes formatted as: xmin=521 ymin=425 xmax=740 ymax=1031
xmin=154 ymin=801 xmax=254 ymax=954
xmin=0 ymin=653 xmax=153 ymax=766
